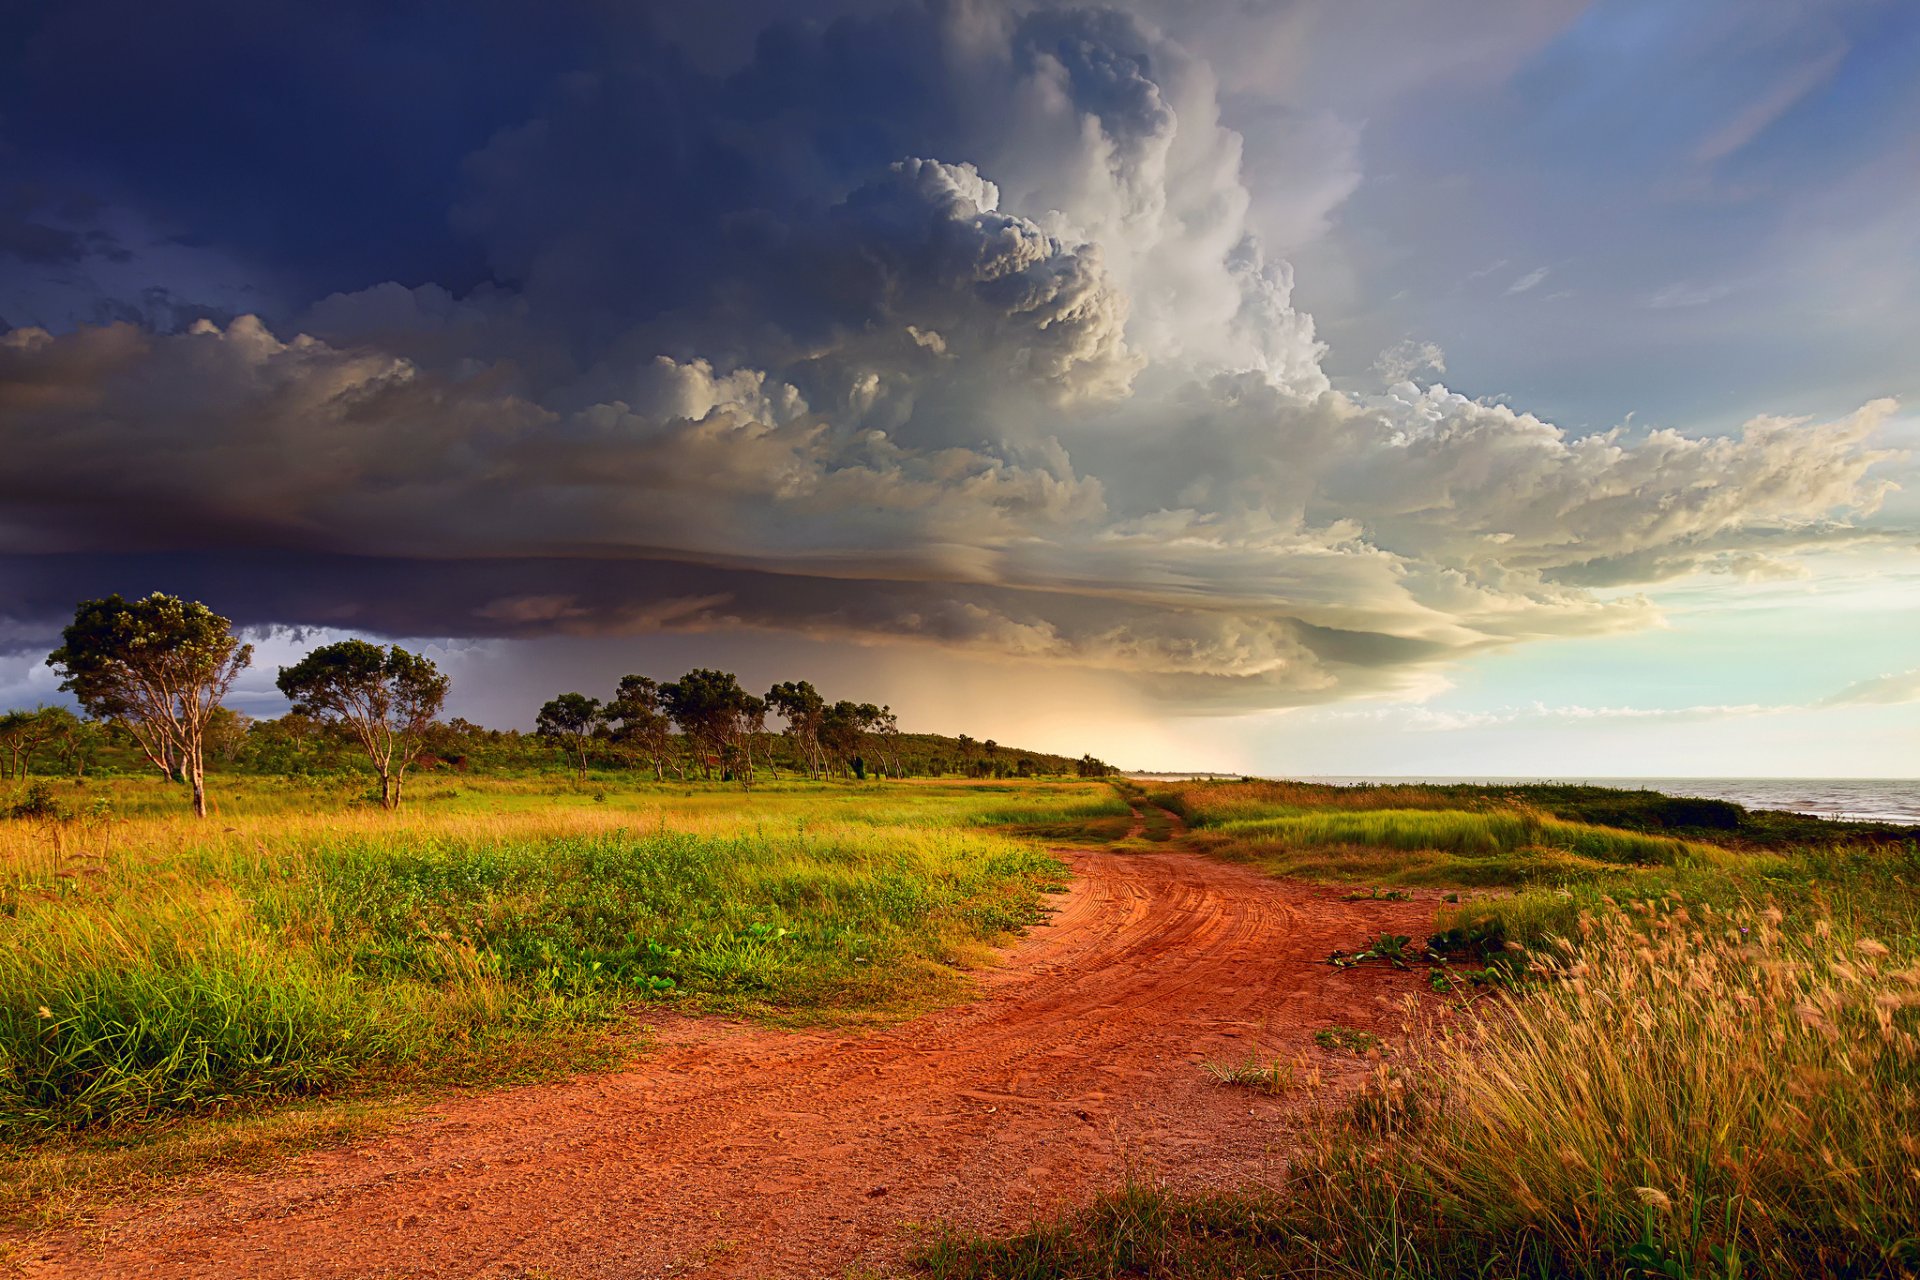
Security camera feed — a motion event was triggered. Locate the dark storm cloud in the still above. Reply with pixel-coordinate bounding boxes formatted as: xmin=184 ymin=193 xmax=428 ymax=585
xmin=0 ymin=0 xmax=1907 ymax=711
xmin=0 ymin=0 xmax=615 ymax=300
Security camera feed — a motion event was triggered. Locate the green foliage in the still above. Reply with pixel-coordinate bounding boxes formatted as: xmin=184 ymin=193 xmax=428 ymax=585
xmin=43 ymin=593 xmax=252 ymax=814
xmin=276 ymin=640 xmax=450 ymax=808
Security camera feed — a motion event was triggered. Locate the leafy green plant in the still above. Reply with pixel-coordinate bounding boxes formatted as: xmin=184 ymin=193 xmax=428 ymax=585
xmin=1327 ymin=933 xmax=1416 ymax=969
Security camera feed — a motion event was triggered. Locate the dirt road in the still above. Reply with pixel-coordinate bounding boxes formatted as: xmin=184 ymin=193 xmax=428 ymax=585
xmin=20 ymin=834 xmax=1434 ymax=1279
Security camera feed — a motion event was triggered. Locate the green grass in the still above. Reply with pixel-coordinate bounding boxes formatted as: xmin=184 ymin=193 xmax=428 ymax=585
xmin=0 ymin=778 xmax=1087 ymax=1140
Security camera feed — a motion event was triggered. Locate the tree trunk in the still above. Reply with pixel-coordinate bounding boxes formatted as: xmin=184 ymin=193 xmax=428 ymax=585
xmin=189 ymin=748 xmax=208 ymax=818
xmin=379 ymin=768 xmax=396 ymax=810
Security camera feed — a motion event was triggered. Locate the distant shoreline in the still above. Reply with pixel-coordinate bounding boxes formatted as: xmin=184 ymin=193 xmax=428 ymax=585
xmin=1118 ymin=773 xmax=1920 ymax=826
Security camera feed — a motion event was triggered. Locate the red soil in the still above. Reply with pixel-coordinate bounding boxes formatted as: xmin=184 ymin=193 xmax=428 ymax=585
xmin=17 ymin=824 xmax=1435 ymax=1279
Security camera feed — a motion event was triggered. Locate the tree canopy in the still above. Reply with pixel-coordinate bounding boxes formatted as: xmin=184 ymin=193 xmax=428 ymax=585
xmin=45 ymin=593 xmax=252 ymax=816
xmin=536 ymin=693 xmax=602 ymax=781
xmin=277 ymin=640 xmax=450 ymax=808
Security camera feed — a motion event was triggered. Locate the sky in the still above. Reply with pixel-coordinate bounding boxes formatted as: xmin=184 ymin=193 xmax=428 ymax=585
xmin=0 ymin=0 xmax=1915 ymax=775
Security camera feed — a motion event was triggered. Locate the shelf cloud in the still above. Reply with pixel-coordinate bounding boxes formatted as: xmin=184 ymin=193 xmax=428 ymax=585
xmin=0 ymin=1 xmax=1907 ymax=715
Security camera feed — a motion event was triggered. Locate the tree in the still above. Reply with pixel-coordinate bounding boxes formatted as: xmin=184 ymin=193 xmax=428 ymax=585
xmin=0 ymin=707 xmax=73 ymax=779
xmin=870 ymin=705 xmax=902 ymax=778
xmin=1076 ymin=754 xmax=1114 ymax=778
xmin=536 ymin=693 xmax=602 ymax=782
xmin=203 ymin=706 xmax=254 ymax=765
xmin=766 ymin=681 xmax=828 ymax=778
xmin=606 ymin=675 xmax=675 ymax=780
xmin=819 ymin=700 xmax=885 ymax=779
xmin=48 ymin=713 xmax=105 ymax=779
xmin=659 ymin=669 xmax=759 ymax=784
xmin=276 ymin=640 xmax=451 ymax=809
xmin=46 ymin=593 xmax=253 ymax=817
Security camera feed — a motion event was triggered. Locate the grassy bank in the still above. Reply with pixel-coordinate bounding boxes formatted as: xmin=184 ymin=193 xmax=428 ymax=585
xmin=0 ymin=778 xmax=1095 ymax=1190
xmin=1152 ymin=777 xmax=1918 ymax=947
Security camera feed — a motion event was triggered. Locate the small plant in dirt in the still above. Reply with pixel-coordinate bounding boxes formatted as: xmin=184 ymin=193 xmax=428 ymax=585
xmin=1340 ymin=887 xmax=1411 ymax=902
xmin=1203 ymin=1052 xmax=1294 ymax=1094
xmin=1327 ymin=932 xmax=1418 ymax=968
xmin=1313 ymin=1025 xmax=1381 ymax=1055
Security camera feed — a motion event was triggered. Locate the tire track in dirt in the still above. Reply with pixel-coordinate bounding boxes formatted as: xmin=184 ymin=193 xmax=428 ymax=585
xmin=15 ymin=837 xmax=1436 ymax=1280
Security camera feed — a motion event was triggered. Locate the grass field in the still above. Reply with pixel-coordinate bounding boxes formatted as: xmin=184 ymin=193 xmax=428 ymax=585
xmin=928 ymin=779 xmax=1920 ymax=1279
xmin=6 ymin=769 xmax=1917 ymax=1274
xmin=0 ymin=775 xmax=1125 ymax=1226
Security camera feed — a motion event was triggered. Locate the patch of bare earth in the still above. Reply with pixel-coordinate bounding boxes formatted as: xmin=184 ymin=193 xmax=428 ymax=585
xmin=13 ymin=828 xmax=1433 ymax=1279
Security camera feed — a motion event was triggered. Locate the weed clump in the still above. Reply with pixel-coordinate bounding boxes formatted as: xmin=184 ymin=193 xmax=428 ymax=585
xmin=1202 ymin=1052 xmax=1294 ymax=1094
xmin=1311 ymin=1025 xmax=1380 ymax=1055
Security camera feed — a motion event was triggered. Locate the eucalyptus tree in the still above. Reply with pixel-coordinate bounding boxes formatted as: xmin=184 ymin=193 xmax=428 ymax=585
xmin=46 ymin=593 xmax=253 ymax=817
xmin=606 ymin=675 xmax=676 ymax=780
xmin=276 ymin=640 xmax=450 ymax=809
xmin=0 ymin=707 xmax=73 ymax=779
xmin=766 ymin=680 xmax=828 ymax=778
xmin=660 ymin=669 xmax=761 ymax=784
xmin=820 ymin=700 xmax=887 ymax=778
xmin=536 ymin=693 xmax=603 ymax=782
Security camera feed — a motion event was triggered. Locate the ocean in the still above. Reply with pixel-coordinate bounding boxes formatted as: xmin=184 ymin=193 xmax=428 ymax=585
xmin=1130 ymin=776 xmax=1920 ymax=825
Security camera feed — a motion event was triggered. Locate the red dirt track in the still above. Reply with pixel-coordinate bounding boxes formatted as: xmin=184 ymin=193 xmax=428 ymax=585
xmin=19 ymin=825 xmax=1434 ymax=1279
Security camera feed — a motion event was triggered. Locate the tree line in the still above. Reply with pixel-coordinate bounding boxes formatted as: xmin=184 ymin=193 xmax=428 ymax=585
xmin=537 ymin=674 xmax=905 ymax=785
xmin=10 ymin=593 xmax=1116 ymax=816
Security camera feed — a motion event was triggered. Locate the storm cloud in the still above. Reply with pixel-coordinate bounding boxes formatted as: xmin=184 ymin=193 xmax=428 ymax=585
xmin=0 ymin=0 xmax=1907 ymax=713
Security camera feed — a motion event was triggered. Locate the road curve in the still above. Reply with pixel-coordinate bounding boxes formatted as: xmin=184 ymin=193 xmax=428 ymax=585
xmin=19 ymin=844 xmax=1434 ymax=1279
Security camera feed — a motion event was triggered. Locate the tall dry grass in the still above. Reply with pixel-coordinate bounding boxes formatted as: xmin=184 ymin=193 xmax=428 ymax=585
xmin=1385 ymin=903 xmax=1920 ymax=1274
xmin=924 ymin=903 xmax=1920 ymax=1278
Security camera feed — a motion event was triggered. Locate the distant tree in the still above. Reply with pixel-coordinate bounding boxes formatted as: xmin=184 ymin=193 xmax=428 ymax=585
xmin=277 ymin=641 xmax=451 ymax=809
xmin=536 ymin=693 xmax=602 ymax=782
xmin=737 ymin=692 xmax=769 ymax=782
xmin=1075 ymin=754 xmax=1114 ymax=778
xmin=820 ymin=700 xmax=887 ymax=779
xmin=203 ymin=706 xmax=254 ymax=765
xmin=870 ymin=705 xmax=902 ymax=778
xmin=766 ymin=681 xmax=828 ymax=778
xmin=46 ymin=593 xmax=253 ymax=817
xmin=660 ymin=669 xmax=759 ymax=783
xmin=0 ymin=708 xmax=63 ymax=779
xmin=47 ymin=711 xmax=105 ymax=778
xmin=606 ymin=675 xmax=676 ymax=780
